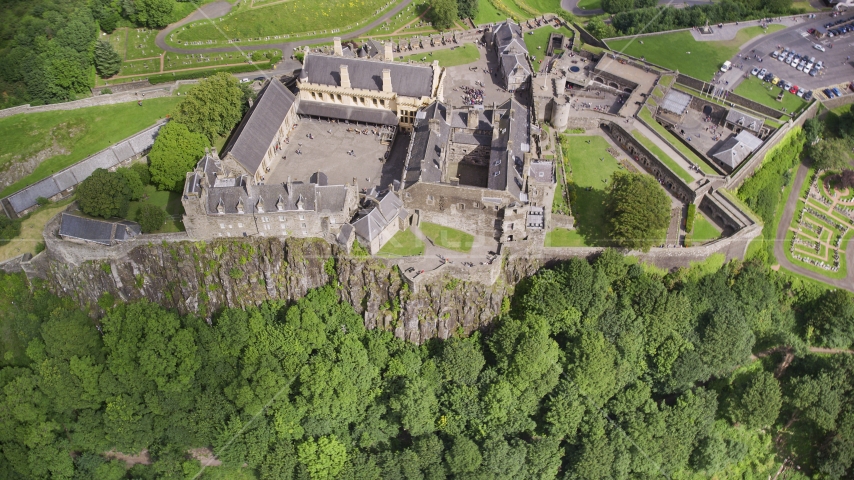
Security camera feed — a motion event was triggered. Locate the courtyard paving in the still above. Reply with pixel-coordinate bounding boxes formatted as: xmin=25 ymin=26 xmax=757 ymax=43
xmin=267 ymin=119 xmax=408 ymax=192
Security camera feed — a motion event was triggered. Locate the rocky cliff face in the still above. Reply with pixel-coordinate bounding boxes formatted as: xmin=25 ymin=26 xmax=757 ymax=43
xmin=40 ymin=238 xmax=516 ymax=342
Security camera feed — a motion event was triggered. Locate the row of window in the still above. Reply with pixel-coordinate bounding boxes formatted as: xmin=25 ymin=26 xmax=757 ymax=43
xmin=422 ymin=195 xmax=481 ymax=210
xmin=309 ymin=91 xmax=386 ymax=108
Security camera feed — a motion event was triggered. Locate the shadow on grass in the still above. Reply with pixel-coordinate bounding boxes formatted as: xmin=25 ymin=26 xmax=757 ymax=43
xmin=572 ymin=188 xmax=614 ymax=247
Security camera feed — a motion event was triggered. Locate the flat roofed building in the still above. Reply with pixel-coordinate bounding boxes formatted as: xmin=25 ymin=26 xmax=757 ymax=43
xmin=297 ymin=53 xmax=445 ymax=131
xmin=661 ymin=89 xmax=692 ymax=117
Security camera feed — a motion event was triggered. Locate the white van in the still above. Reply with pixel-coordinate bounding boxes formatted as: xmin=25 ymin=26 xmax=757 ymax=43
xmin=721 ymin=61 xmax=732 ymax=72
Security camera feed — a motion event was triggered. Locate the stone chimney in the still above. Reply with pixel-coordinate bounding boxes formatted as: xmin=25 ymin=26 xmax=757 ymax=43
xmin=467 ymin=109 xmax=478 ymax=129
xmin=384 ymin=42 xmax=393 ymax=62
xmin=428 ymin=118 xmax=440 ymax=134
xmin=382 ymin=69 xmax=392 ymax=93
xmin=333 ymin=37 xmax=343 ymax=56
xmin=340 ymin=65 xmax=351 ymax=88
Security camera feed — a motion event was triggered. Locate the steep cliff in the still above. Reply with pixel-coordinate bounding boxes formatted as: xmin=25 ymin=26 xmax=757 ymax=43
xmin=39 ymin=237 xmax=514 ymax=342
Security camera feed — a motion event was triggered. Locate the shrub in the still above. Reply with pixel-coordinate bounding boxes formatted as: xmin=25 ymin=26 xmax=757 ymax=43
xmin=685 ymin=204 xmax=696 ymax=233
xmin=0 ymin=216 xmax=22 ymax=247
xmin=137 ymin=204 xmax=167 ymax=233
xmin=35 ymin=197 xmax=50 ymax=207
xmin=131 ymin=162 xmax=152 ymax=186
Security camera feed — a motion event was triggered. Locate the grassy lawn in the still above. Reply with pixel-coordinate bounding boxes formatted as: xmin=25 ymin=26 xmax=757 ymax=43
xmin=420 ymin=222 xmax=474 ymax=253
xmin=576 ymin=0 xmax=602 ymax=9
xmin=523 ymin=25 xmax=575 ymax=71
xmin=516 ymin=0 xmax=563 ymax=14
xmin=733 ymin=76 xmax=808 ymax=113
xmin=377 ymin=229 xmax=425 ymax=257
xmin=126 ymin=185 xmax=186 ymax=233
xmin=691 ymin=214 xmax=722 ymax=244
xmin=123 ymin=28 xmax=161 ymax=61
xmin=630 ymin=130 xmax=697 ymax=182
xmin=561 ymin=135 xmax=622 ymax=246
xmin=164 ymin=50 xmax=278 ymax=71
xmin=474 ymin=0 xmax=505 ymax=25
xmin=607 ymin=25 xmax=786 ymax=80
xmin=638 ymin=107 xmax=709 ymax=175
xmin=368 ymin=2 xmax=433 ymax=35
xmin=173 ymin=0 xmax=391 ymax=43
xmin=400 ymin=44 xmax=480 ymax=67
xmin=544 ymin=227 xmax=586 ymax=247
xmin=0 ymin=97 xmax=180 ymax=198
xmin=0 ymin=199 xmax=74 ymax=262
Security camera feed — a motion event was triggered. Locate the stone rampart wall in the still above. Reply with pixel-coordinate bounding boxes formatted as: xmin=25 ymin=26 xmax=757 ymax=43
xmin=0 ymin=88 xmax=172 ymax=119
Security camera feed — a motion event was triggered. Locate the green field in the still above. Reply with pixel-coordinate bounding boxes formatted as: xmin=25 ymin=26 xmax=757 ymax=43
xmin=377 ymin=229 xmax=426 ymax=257
xmin=420 ymin=222 xmax=475 ymax=253
xmin=0 ymin=199 xmax=73 ymax=262
xmin=544 ymin=227 xmax=586 ymax=247
xmin=607 ymin=25 xmax=786 ymax=80
xmin=733 ymin=76 xmax=808 ymax=113
xmin=691 ymin=214 xmax=722 ymax=244
xmin=561 ymin=135 xmax=622 ymax=246
xmin=576 ymin=0 xmax=602 ymax=9
xmin=164 ymin=50 xmax=279 ymax=71
xmin=401 ymin=44 xmax=480 ymax=67
xmin=630 ymin=130 xmax=698 ymax=181
xmin=515 ymin=0 xmax=562 ymax=12
xmin=126 ymin=185 xmax=186 ymax=233
xmin=123 ymin=28 xmax=161 ymax=61
xmin=0 ymin=98 xmax=180 ymax=197
xmin=474 ymin=0 xmax=505 ymax=25
xmin=173 ymin=0 xmax=391 ymax=44
xmin=367 ymin=2 xmax=434 ymax=35
xmin=523 ymin=25 xmax=575 ymax=71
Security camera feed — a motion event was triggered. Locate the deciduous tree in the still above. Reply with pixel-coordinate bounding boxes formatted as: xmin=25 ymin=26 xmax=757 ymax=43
xmin=148 ymin=121 xmax=208 ymax=191
xmin=76 ymin=168 xmax=131 ymax=219
xmin=605 ymin=171 xmax=670 ymax=252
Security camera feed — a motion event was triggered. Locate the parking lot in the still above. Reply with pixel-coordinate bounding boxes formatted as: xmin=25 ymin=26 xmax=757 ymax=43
xmin=726 ymin=13 xmax=854 ymax=97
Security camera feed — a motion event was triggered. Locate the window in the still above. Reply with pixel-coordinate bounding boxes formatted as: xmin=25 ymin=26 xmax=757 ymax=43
xmin=301 ymin=223 xmax=307 ymax=229
xmin=279 ymin=217 xmax=285 ymax=222
xmin=299 ymin=214 xmax=305 ymax=221
xmin=472 ymin=202 xmax=479 ymax=208
xmin=405 ymin=192 xmax=411 ymax=199
xmin=219 ymin=223 xmax=225 ymax=229
xmin=264 ymin=224 xmax=271 ymax=231
xmin=458 ymin=203 xmax=465 ymax=211
xmin=261 ymin=217 xmax=270 ymax=223
xmin=373 ymin=98 xmax=378 ymax=107
xmin=311 ymin=92 xmax=317 ymax=100
xmin=228 ymin=224 xmax=233 ymax=229
xmin=280 ymin=224 xmax=287 ymax=229
xmin=427 ymin=195 xmax=434 ymax=205
xmin=238 ymin=223 xmax=244 ymax=228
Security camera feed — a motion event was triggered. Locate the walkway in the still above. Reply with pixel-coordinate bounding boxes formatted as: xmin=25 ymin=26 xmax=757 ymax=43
xmin=773 ymin=162 xmax=854 ymax=292
xmin=628 ymin=120 xmax=703 ymax=182
xmin=154 ymin=0 xmax=417 ymax=59
xmin=688 ymin=17 xmax=802 ymax=42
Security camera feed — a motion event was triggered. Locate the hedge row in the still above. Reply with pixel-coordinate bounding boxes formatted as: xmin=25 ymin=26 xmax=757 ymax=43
xmin=685 ymin=203 xmax=696 ymax=233
xmin=148 ymin=59 xmax=279 ymax=85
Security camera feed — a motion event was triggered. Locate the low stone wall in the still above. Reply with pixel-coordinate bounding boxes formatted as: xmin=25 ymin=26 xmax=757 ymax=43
xmin=92 ymin=80 xmax=153 ymax=95
xmin=0 ymin=253 xmax=31 ymax=273
xmin=572 ymin=22 xmax=608 ymax=49
xmin=0 ymin=88 xmax=172 ymax=119
xmin=823 ymin=93 xmax=854 ymax=110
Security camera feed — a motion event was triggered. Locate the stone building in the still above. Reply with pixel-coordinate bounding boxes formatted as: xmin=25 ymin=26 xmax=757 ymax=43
xmin=219 ymin=79 xmax=299 ymax=184
xmin=352 ymin=190 xmax=408 ymax=253
xmin=297 ymin=47 xmax=445 ymax=132
xmin=181 ymin=153 xmax=358 ymax=241
xmin=711 ymin=130 xmax=763 ymax=172
xmin=491 ymin=20 xmax=532 ymax=91
xmin=399 ymin=97 xmax=551 ymax=240
xmin=58 ymin=214 xmax=141 ymax=246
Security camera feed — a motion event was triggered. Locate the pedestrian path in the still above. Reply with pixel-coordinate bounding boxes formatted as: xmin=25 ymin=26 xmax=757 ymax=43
xmin=628 ymin=121 xmax=703 ymax=182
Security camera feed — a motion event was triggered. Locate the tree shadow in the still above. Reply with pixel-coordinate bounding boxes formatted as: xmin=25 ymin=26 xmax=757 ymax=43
xmin=572 ymin=187 xmax=612 ymax=247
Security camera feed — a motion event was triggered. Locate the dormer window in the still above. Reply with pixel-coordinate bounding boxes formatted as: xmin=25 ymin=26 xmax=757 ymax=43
xmin=296 ymin=194 xmax=305 ymax=211
xmin=256 ymin=197 xmax=265 ymax=213
xmin=236 ymin=198 xmax=245 ymax=214
xmin=277 ymin=195 xmax=286 ymax=212
xmin=216 ymin=199 xmax=225 ymax=214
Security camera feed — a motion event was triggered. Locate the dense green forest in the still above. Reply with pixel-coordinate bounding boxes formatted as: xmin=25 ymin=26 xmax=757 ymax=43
xmin=2 ymin=251 xmax=854 ymax=479
xmin=0 ymin=0 xmax=194 ymax=108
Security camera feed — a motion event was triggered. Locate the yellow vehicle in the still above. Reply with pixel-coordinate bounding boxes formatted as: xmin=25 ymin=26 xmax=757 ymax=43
xmin=771 ymin=77 xmax=780 ymax=85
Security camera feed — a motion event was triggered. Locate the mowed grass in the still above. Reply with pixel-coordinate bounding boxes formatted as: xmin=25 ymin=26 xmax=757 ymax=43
xmin=377 ymin=229 xmax=425 ymax=257
xmin=734 ymin=76 xmax=808 ymax=113
xmin=126 ymin=185 xmax=186 ymax=233
xmin=0 ymin=199 xmax=73 ymax=262
xmin=523 ymin=25 xmax=575 ymax=71
xmin=638 ymin=107 xmax=709 ymax=176
xmin=630 ymin=130 xmax=698 ymax=181
xmin=0 ymin=97 xmax=180 ymax=197
xmin=401 ymin=44 xmax=480 ymax=67
xmin=175 ymin=0 xmax=390 ymax=42
xmin=515 ymin=0 xmax=563 ymax=14
xmin=474 ymin=0 xmax=505 ymax=25
xmin=691 ymin=214 xmax=722 ymax=244
xmin=420 ymin=222 xmax=474 ymax=253
xmin=576 ymin=0 xmax=602 ymax=10
xmin=545 ymin=227 xmax=587 ymax=247
xmin=561 ymin=135 xmax=622 ymax=246
xmin=607 ymin=25 xmax=786 ymax=80
xmin=367 ymin=2 xmax=432 ymax=35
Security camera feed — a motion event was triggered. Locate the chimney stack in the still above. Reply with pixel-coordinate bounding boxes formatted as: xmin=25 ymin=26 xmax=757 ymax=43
xmin=333 ymin=37 xmax=343 ymax=56
xmin=467 ymin=108 xmax=478 ymax=129
xmin=340 ymin=65 xmax=351 ymax=88
xmin=382 ymin=69 xmax=392 ymax=93
xmin=384 ymin=42 xmax=393 ymax=62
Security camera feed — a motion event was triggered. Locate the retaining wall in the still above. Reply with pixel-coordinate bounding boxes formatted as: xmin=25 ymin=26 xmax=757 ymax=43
xmin=0 ymin=88 xmax=172 ymax=119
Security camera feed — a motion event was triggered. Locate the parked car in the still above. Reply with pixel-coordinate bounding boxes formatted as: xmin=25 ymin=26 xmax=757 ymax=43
xmin=772 ymin=77 xmax=781 ymax=85
xmin=824 ymin=88 xmax=835 ymax=98
xmin=772 ymin=50 xmax=781 ymax=58
xmin=803 ymin=90 xmax=813 ymax=101
xmin=797 ymin=89 xmax=805 ymax=97
xmin=816 ymin=60 xmax=824 ymax=69
xmin=806 ymin=62 xmax=814 ymax=71
xmin=809 ymin=68 xmax=818 ymax=77
xmin=751 ymin=67 xmax=760 ymax=76
xmin=240 ymin=78 xmax=250 ymax=83
xmin=833 ymin=87 xmax=843 ymax=97
xmin=814 ymin=44 xmax=826 ymax=52
xmin=789 ymin=85 xmax=799 ymax=94
xmin=764 ymin=73 xmax=775 ymax=82
xmin=721 ymin=60 xmax=732 ymax=72
xmin=758 ymin=68 xmax=768 ymax=77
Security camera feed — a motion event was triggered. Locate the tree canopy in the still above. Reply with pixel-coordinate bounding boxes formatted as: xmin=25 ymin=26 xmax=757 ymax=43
xmin=94 ymin=40 xmax=122 ymax=78
xmin=148 ymin=121 xmax=209 ymax=191
xmin=172 ymin=73 xmax=249 ymax=142
xmin=430 ymin=0 xmax=458 ymax=31
xmin=76 ymin=168 xmax=131 ymax=218
xmin=605 ymin=171 xmax=671 ymax=252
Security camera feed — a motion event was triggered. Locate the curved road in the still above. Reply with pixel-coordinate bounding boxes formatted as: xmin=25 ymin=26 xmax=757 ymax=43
xmin=773 ymin=162 xmax=854 ymax=292
xmin=155 ymin=0 xmax=417 ymax=58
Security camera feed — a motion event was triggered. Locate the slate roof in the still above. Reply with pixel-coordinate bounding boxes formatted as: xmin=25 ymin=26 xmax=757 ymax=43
xmin=407 ymin=101 xmax=450 ymax=184
xmin=493 ymin=21 xmax=527 ymax=55
xmin=713 ymin=136 xmax=752 ymax=169
xmin=501 ymin=54 xmax=531 ymax=80
xmin=735 ymin=130 xmax=763 ymax=151
xmin=222 ymin=79 xmax=296 ymax=175
xmin=205 ymin=182 xmax=349 ymax=215
xmin=449 ymin=108 xmax=492 ymax=130
xmin=661 ymin=90 xmax=692 ymax=116
xmin=297 ymin=100 xmax=399 ymax=125
xmin=301 ymin=54 xmax=434 ymax=98
xmin=726 ymin=108 xmax=764 ymax=133
xmin=529 ymin=161 xmax=555 ymax=183
xmin=58 ymin=214 xmax=140 ymax=246
xmin=7 ymin=178 xmax=60 ymax=213
xmin=353 ymin=191 xmax=404 ymax=242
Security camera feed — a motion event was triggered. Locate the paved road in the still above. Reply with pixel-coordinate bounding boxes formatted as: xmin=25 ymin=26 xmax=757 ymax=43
xmin=155 ymin=0 xmax=417 ymax=58
xmin=773 ymin=161 xmax=854 ymax=292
